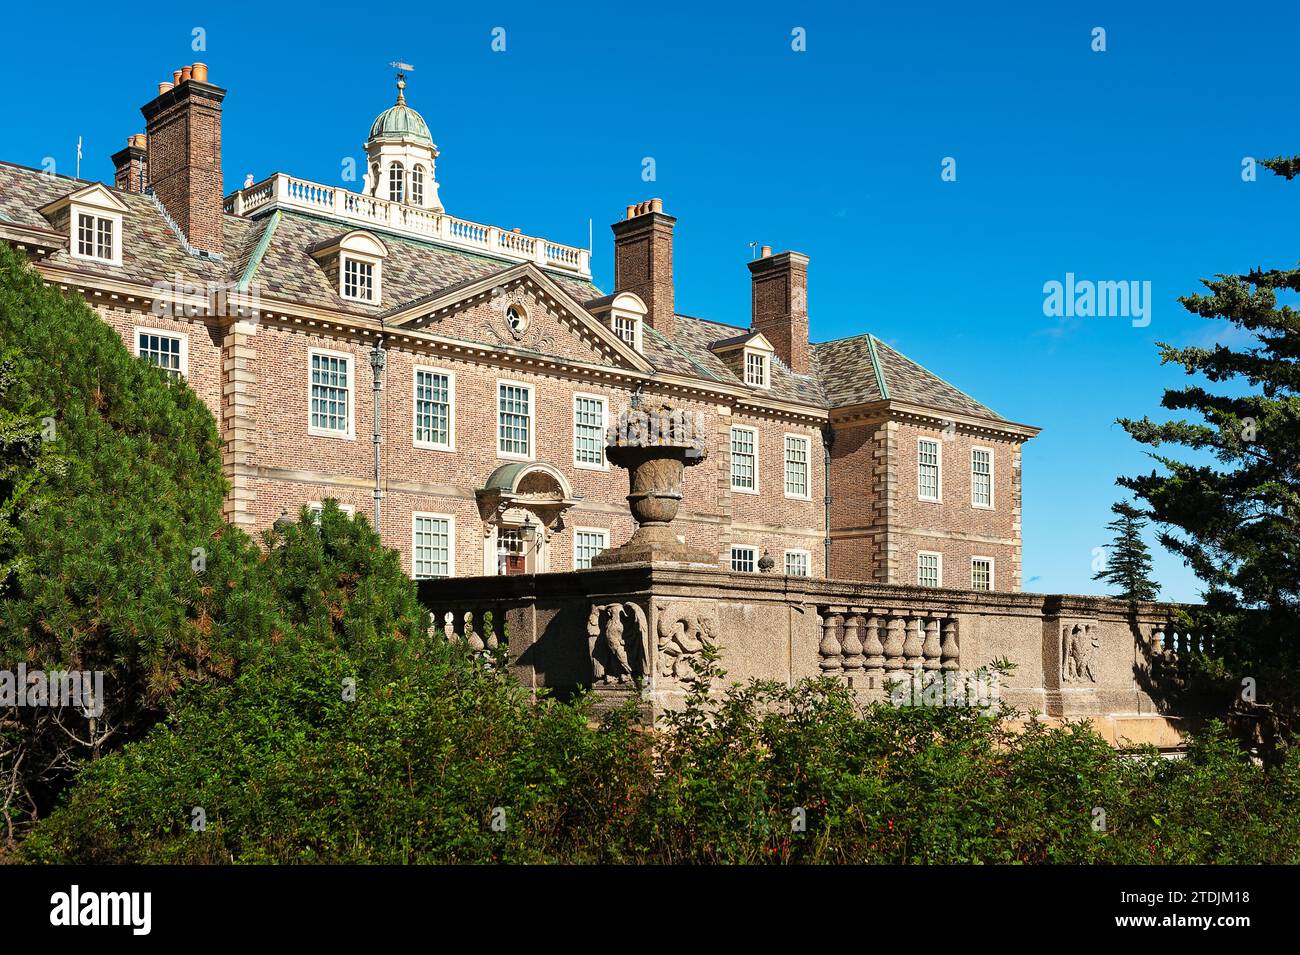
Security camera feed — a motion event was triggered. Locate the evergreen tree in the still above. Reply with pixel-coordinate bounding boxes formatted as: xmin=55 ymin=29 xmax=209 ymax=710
xmin=1118 ymin=155 xmax=1300 ymax=612
xmin=0 ymin=243 xmax=236 ymax=837
xmin=1092 ymin=501 xmax=1159 ymax=603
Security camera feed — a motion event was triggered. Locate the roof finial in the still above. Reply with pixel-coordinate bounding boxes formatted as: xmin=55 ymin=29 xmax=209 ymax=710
xmin=389 ymin=60 xmax=414 ymax=105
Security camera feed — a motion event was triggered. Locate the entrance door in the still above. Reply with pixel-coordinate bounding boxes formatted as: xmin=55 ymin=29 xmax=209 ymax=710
xmin=498 ymin=528 xmax=527 ymax=575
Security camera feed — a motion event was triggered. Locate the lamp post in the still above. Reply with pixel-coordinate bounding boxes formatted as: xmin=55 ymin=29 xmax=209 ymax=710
xmin=368 ymin=336 xmax=386 ymax=529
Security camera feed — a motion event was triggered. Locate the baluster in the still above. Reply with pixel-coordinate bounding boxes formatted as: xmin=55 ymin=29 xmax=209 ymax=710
xmin=903 ymin=613 xmax=924 ymax=669
xmin=465 ymin=611 xmax=485 ymax=653
xmin=841 ymin=612 xmax=865 ymax=673
xmin=819 ymin=611 xmax=843 ymax=673
xmin=863 ymin=613 xmax=886 ymax=685
xmin=484 ymin=610 xmax=499 ymax=651
xmin=444 ymin=610 xmax=456 ymax=641
xmin=940 ymin=616 xmax=960 ymax=671
xmin=922 ymin=615 xmax=942 ymax=671
xmin=883 ymin=612 xmax=906 ymax=672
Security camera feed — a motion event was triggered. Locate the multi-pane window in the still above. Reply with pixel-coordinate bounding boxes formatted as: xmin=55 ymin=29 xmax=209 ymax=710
xmin=918 ymin=439 xmax=941 ymax=501
xmin=972 ymin=448 xmax=992 ymax=507
xmin=918 ymin=552 xmax=941 ymax=588
xmin=309 ymin=502 xmax=356 ymax=526
xmin=414 ymin=369 xmax=452 ymax=449
xmin=745 ymin=351 xmax=769 ymax=387
xmin=411 ymin=165 xmax=424 ymax=206
xmin=388 ymin=162 xmax=404 ymax=202
xmin=342 ymin=257 xmax=374 ymax=301
xmin=784 ymin=550 xmax=810 ymax=577
xmin=730 ymin=427 xmax=757 ymax=491
xmin=136 ymin=331 xmax=184 ymax=379
xmin=971 ymin=558 xmax=992 ymax=592
xmin=784 ymin=435 xmax=810 ymax=498
xmin=574 ymin=395 xmax=606 ymax=467
xmin=412 ymin=515 xmax=451 ymax=579
xmin=310 ymin=352 xmax=351 ymax=436
xmin=498 ymin=383 xmax=532 ymax=458
xmin=730 ymin=546 xmax=756 ymax=573
xmin=76 ymin=213 xmax=114 ymax=261
xmin=575 ymin=529 xmax=609 ymax=570
xmin=613 ymin=315 xmax=638 ymax=348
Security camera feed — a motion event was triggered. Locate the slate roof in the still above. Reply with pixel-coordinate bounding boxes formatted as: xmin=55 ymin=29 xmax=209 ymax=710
xmin=813 ymin=333 xmax=1003 ymax=420
xmin=0 ymin=160 xmax=1008 ymax=424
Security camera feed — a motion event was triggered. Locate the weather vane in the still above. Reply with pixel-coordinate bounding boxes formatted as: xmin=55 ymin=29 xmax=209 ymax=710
xmin=388 ymin=60 xmax=414 ymax=103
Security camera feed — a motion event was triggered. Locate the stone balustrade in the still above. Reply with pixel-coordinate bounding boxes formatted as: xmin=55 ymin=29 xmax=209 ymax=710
xmin=417 ymin=564 xmax=1194 ymax=727
xmin=430 ymin=607 xmax=501 ymax=663
xmin=223 ymin=173 xmax=592 ymax=277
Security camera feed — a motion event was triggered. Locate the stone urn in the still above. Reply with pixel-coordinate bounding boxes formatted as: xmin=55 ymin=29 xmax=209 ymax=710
xmin=592 ymin=402 xmax=715 ymax=566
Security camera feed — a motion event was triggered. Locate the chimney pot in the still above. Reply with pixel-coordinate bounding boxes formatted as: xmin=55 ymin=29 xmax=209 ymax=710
xmin=191 ymin=62 xmax=208 ymax=82
xmin=760 ymin=245 xmax=772 ymax=258
xmin=172 ymin=70 xmax=183 ymax=85
xmin=159 ymin=82 xmax=173 ymax=94
xmin=180 ymin=66 xmax=193 ymax=83
xmin=625 ymin=204 xmax=635 ymax=219
xmin=650 ymin=198 xmax=663 ymax=213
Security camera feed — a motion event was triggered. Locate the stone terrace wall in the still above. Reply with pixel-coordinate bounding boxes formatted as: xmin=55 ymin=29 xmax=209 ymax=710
xmin=418 ymin=565 xmax=1186 ymax=723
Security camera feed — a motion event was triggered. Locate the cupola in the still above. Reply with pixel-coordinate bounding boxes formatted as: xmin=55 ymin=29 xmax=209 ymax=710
xmin=364 ymin=70 xmax=442 ymax=212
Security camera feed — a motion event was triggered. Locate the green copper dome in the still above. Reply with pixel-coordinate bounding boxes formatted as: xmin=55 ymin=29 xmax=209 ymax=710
xmin=368 ymin=102 xmax=432 ymax=144
xmin=368 ymin=76 xmax=432 ymax=144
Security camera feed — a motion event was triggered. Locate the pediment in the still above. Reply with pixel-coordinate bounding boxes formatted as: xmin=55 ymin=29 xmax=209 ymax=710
xmin=39 ymin=182 xmax=129 ymax=219
xmin=384 ymin=263 xmax=653 ymax=372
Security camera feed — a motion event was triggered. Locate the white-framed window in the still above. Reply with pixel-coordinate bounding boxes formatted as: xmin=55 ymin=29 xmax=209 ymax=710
xmin=388 ymin=162 xmax=405 ymax=202
xmin=574 ymin=528 xmax=609 ymax=570
xmin=971 ymin=557 xmax=993 ymax=592
xmin=342 ymin=257 xmax=375 ymax=302
xmin=730 ymin=545 xmax=757 ymax=573
xmin=413 ymin=367 xmax=454 ymax=451
xmin=308 ymin=501 xmax=357 ymax=526
xmin=744 ymin=350 xmax=770 ymax=388
xmin=918 ymin=551 xmax=942 ymax=588
xmin=971 ymin=447 xmax=993 ymax=508
xmin=918 ymin=438 xmax=941 ymax=502
xmin=412 ymin=513 xmax=454 ymax=579
xmin=783 ymin=434 xmax=811 ymax=499
xmin=506 ymin=303 xmax=529 ymax=336
xmin=134 ymin=328 xmax=188 ymax=379
xmin=74 ymin=211 xmax=117 ymax=263
xmin=309 ymin=349 xmax=353 ymax=439
xmin=730 ymin=426 xmax=758 ymax=493
xmin=784 ymin=549 xmax=810 ymax=577
xmin=613 ymin=314 xmax=640 ymax=350
xmin=573 ymin=394 xmax=607 ymax=469
xmin=497 ymin=381 xmax=534 ymax=460
xmin=411 ymin=165 xmax=425 ymax=206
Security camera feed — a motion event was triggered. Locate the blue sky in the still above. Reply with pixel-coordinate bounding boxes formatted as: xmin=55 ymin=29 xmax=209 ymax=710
xmin=4 ymin=1 xmax=1296 ymax=601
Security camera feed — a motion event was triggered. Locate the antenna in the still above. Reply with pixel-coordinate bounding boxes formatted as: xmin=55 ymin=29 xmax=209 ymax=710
xmin=748 ymin=241 xmax=758 ymax=259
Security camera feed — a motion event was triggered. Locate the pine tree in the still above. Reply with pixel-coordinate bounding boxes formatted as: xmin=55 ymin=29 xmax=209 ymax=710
xmin=1093 ymin=501 xmax=1159 ymax=603
xmin=1118 ymin=155 xmax=1300 ymax=612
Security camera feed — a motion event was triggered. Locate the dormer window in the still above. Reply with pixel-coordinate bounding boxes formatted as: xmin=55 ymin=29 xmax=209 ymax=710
xmin=309 ymin=230 xmax=388 ymax=307
xmin=77 ymin=213 xmax=115 ymax=262
xmin=613 ymin=314 xmax=640 ymax=350
xmin=388 ymin=162 xmax=405 ymax=202
xmin=744 ymin=349 xmax=770 ymax=388
xmin=588 ymin=291 xmax=647 ymax=355
xmin=40 ymin=184 xmax=127 ymax=268
xmin=343 ymin=257 xmax=375 ymax=302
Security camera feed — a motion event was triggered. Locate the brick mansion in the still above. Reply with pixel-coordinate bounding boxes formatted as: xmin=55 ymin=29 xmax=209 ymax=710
xmin=0 ymin=63 xmax=1039 ymax=590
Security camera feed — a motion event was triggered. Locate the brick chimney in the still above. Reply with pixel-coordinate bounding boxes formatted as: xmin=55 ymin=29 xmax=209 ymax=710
xmin=747 ymin=248 xmax=811 ymax=374
xmin=611 ymin=198 xmax=675 ymax=337
xmin=111 ymin=134 xmax=149 ymax=194
xmin=141 ymin=63 xmax=225 ymax=256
